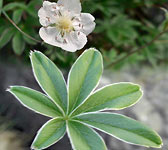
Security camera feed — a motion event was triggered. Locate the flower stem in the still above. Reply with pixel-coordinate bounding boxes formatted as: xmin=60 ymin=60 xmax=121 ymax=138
xmin=105 ymin=29 xmax=168 ymax=69
xmin=2 ymin=10 xmax=42 ymax=44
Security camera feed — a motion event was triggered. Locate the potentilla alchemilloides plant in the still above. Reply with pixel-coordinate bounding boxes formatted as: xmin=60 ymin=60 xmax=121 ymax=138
xmin=7 ymin=49 xmax=162 ymax=150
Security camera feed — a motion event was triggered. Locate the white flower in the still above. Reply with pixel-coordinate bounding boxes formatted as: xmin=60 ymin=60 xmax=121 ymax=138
xmin=38 ymin=0 xmax=96 ymax=52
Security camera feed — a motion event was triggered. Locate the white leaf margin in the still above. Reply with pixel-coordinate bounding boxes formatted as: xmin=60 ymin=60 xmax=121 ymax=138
xmin=31 ymin=117 xmax=66 ymax=150
xmin=66 ymin=119 xmax=107 ymax=150
xmin=71 ymin=82 xmax=143 ymax=116
xmin=30 ymin=50 xmax=67 ymax=116
xmin=67 ymin=48 xmax=103 ymax=115
xmin=7 ymin=85 xmax=62 ymax=118
xmin=72 ymin=112 xmax=163 ymax=148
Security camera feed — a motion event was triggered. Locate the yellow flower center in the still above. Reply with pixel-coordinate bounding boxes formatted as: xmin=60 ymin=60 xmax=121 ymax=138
xmin=57 ymin=16 xmax=73 ymax=33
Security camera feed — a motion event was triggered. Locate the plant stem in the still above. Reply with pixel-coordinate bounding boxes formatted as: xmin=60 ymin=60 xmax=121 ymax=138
xmin=105 ymin=29 xmax=168 ymax=69
xmin=2 ymin=10 xmax=42 ymax=44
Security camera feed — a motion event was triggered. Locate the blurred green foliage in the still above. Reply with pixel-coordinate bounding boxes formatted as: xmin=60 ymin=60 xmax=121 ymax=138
xmin=0 ymin=0 xmax=168 ymax=69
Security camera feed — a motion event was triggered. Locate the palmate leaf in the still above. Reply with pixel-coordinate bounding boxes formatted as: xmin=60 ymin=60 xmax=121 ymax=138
xmin=31 ymin=118 xmax=66 ymax=150
xmin=73 ymin=113 xmax=162 ymax=148
xmin=68 ymin=48 xmax=103 ymax=114
xmin=8 ymin=86 xmax=62 ymax=118
xmin=72 ymin=83 xmax=142 ymax=116
xmin=8 ymin=49 xmax=163 ymax=150
xmin=67 ymin=120 xmax=107 ymax=150
xmin=31 ymin=51 xmax=68 ymax=114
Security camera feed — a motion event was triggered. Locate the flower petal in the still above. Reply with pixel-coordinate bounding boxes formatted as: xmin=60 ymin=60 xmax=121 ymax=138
xmin=61 ymin=31 xmax=87 ymax=52
xmin=38 ymin=8 xmax=50 ymax=26
xmin=39 ymin=27 xmax=62 ymax=47
xmin=43 ymin=1 xmax=52 ymax=7
xmin=80 ymin=13 xmax=96 ymax=35
xmin=38 ymin=1 xmax=59 ymax=26
xmin=57 ymin=0 xmax=81 ymax=14
xmin=39 ymin=27 xmax=87 ymax=52
xmin=42 ymin=1 xmax=58 ymax=11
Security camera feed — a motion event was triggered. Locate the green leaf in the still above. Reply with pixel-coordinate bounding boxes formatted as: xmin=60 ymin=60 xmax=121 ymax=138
xmin=26 ymin=0 xmax=43 ymax=18
xmin=12 ymin=32 xmax=25 ymax=55
xmin=31 ymin=51 xmax=68 ymax=114
xmin=23 ymin=27 xmax=38 ymax=45
xmin=3 ymin=2 xmax=26 ymax=11
xmin=72 ymin=83 xmax=142 ymax=116
xmin=67 ymin=120 xmax=107 ymax=150
xmin=32 ymin=118 xmax=66 ymax=150
xmin=8 ymin=86 xmax=62 ymax=118
xmin=74 ymin=113 xmax=163 ymax=148
xmin=0 ymin=28 xmax=14 ymax=49
xmin=12 ymin=9 xmax=23 ymax=24
xmin=0 ymin=0 xmax=3 ymax=16
xmin=23 ymin=35 xmax=37 ymax=45
xmin=68 ymin=48 xmax=103 ymax=114
xmin=0 ymin=26 xmax=5 ymax=34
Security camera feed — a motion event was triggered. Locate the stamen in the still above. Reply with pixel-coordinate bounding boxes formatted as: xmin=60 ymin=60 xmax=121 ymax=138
xmin=54 ymin=12 xmax=57 ymax=16
xmin=61 ymin=31 xmax=65 ymax=37
xmin=46 ymin=17 xmax=50 ymax=22
xmin=71 ymin=17 xmax=75 ymax=20
xmin=58 ymin=11 xmax=62 ymax=16
xmin=63 ymin=39 xmax=67 ymax=44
